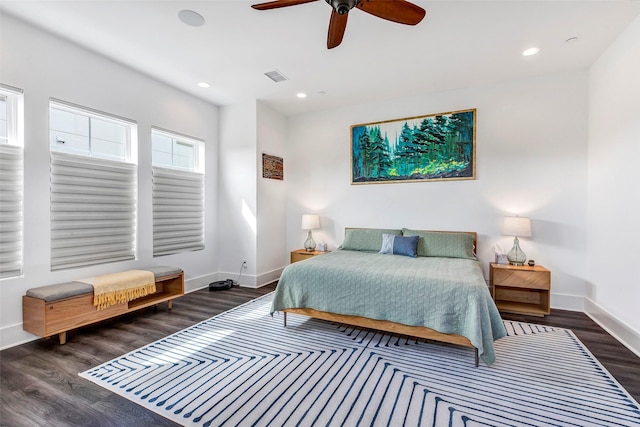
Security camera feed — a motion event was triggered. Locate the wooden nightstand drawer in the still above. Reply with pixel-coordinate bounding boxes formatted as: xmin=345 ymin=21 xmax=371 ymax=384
xmin=491 ymin=266 xmax=550 ymax=290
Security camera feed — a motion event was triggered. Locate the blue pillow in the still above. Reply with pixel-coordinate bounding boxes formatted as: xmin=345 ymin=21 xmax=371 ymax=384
xmin=379 ymin=234 xmax=419 ymax=258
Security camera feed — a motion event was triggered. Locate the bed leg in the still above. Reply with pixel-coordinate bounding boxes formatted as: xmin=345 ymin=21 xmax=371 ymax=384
xmin=283 ymin=312 xmax=287 ymax=327
xmin=474 ymin=348 xmax=479 ymax=367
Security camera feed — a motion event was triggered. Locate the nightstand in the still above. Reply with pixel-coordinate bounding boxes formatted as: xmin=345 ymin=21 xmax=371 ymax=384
xmin=290 ymin=249 xmax=328 ymax=264
xmin=490 ymin=263 xmax=551 ymax=316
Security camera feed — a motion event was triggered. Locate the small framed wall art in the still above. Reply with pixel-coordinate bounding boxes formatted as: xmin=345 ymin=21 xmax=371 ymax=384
xmin=262 ymin=153 xmax=283 ymax=180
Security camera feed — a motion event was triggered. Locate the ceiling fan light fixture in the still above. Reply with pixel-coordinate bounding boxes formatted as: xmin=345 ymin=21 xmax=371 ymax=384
xmin=327 ymin=0 xmax=357 ymax=15
xmin=252 ymin=0 xmax=426 ymax=49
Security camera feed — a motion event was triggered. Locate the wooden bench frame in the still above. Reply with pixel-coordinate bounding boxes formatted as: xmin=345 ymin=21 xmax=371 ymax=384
xmin=22 ymin=271 xmax=184 ymax=344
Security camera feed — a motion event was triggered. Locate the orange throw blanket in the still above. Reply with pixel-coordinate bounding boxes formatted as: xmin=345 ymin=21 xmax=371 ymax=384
xmin=79 ymin=270 xmax=156 ymax=311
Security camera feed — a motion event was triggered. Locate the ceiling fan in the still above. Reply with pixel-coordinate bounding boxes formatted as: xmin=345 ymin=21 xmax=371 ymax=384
xmin=251 ymin=0 xmax=426 ymax=49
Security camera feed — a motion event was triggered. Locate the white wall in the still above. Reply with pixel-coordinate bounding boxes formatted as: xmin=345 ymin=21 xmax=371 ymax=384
xmin=587 ymin=14 xmax=640 ymax=351
xmin=217 ymin=101 xmax=289 ymax=287
xmin=0 ymin=15 xmax=220 ymax=348
xmin=218 ymin=102 xmax=258 ymax=285
xmin=256 ymin=102 xmax=288 ymax=284
xmin=285 ymin=72 xmax=589 ymax=308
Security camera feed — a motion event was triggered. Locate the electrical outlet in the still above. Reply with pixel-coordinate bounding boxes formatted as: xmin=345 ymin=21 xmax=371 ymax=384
xmin=242 ymin=260 xmax=248 ymax=269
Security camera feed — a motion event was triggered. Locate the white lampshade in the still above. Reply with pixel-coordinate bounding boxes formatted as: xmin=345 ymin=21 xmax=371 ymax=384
xmin=301 ymin=214 xmax=320 ymax=230
xmin=503 ymin=216 xmax=532 ymax=237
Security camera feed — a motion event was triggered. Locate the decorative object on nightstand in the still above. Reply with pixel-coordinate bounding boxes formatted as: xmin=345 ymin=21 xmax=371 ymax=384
xmin=490 ymin=263 xmax=550 ymax=316
xmin=503 ymin=216 xmax=531 ymax=266
xmin=290 ymin=249 xmax=328 ymax=263
xmin=301 ymin=214 xmax=320 ymax=252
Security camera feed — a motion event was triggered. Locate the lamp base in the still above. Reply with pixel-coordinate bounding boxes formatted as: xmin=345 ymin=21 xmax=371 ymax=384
xmin=507 ymin=236 xmax=527 ymax=266
xmin=304 ymin=230 xmax=316 ymax=252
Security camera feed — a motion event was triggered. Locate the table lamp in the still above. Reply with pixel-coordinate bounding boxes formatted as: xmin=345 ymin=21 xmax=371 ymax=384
xmin=301 ymin=214 xmax=320 ymax=252
xmin=503 ymin=216 xmax=531 ymax=266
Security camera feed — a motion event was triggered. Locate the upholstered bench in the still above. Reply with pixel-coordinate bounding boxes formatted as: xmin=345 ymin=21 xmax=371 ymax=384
xmin=23 ymin=266 xmax=184 ymax=344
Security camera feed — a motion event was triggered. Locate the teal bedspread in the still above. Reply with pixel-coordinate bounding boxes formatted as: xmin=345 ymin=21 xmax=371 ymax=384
xmin=271 ymin=250 xmax=506 ymax=365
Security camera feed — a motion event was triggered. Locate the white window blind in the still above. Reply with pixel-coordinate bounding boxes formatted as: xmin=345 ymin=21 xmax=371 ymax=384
xmin=0 ymin=144 xmax=23 ymax=278
xmin=152 ymin=167 xmax=204 ymax=256
xmin=50 ymin=151 xmax=137 ymax=270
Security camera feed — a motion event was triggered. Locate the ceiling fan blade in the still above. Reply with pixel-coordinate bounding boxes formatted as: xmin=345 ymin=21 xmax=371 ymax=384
xmin=251 ymin=0 xmax=318 ymax=11
xmin=327 ymin=9 xmax=349 ymax=49
xmin=356 ymin=0 xmax=426 ymax=25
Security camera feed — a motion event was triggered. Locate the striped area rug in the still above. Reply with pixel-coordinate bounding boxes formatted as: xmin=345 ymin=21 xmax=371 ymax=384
xmin=79 ymin=293 xmax=640 ymax=426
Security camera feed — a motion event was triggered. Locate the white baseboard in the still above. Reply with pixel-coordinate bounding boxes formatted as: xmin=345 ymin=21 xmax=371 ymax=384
xmin=215 ymin=266 xmax=284 ymax=289
xmin=550 ymin=292 xmax=585 ymax=312
xmin=550 ymin=293 xmax=639 ymax=357
xmin=257 ymin=267 xmax=284 ymax=288
xmin=184 ymin=272 xmax=219 ymax=292
xmin=215 ymin=271 xmax=256 ymax=288
xmin=584 ymin=298 xmax=640 ymax=358
xmin=0 ymin=323 xmax=39 ymax=351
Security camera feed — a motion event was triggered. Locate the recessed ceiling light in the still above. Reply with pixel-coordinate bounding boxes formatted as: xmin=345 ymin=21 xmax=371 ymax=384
xmin=178 ymin=10 xmax=205 ymax=27
xmin=296 ymin=92 xmax=308 ymax=98
xmin=522 ymin=47 xmax=540 ymax=57
xmin=198 ymin=82 xmax=210 ymax=88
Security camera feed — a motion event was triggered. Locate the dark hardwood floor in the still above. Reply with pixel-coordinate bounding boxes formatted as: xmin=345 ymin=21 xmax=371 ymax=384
xmin=2 ymin=284 xmax=639 ymax=426
xmin=501 ymin=309 xmax=640 ymax=402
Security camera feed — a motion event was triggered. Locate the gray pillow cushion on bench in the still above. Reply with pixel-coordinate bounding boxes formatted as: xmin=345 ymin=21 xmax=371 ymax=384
xmin=143 ymin=266 xmax=183 ymax=278
xmin=26 ymin=281 xmax=94 ymax=302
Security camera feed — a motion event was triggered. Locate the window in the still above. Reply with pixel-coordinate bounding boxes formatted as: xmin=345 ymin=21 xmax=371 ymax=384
xmin=49 ymin=100 xmax=138 ymax=271
xmin=50 ymin=100 xmax=134 ymax=162
xmin=152 ymin=129 xmax=203 ymax=172
xmin=151 ymin=128 xmax=204 ymax=256
xmin=0 ymin=94 xmax=9 ymax=144
xmin=0 ymin=85 xmax=24 ymax=278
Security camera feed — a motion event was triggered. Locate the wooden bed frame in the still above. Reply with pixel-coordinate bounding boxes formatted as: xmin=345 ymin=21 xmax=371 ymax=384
xmin=282 ymin=229 xmax=481 ymax=367
xmin=283 ymin=308 xmax=479 ymax=366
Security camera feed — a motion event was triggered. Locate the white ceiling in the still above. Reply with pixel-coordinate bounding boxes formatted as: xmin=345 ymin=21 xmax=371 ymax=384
xmin=2 ymin=1 xmax=639 ymax=116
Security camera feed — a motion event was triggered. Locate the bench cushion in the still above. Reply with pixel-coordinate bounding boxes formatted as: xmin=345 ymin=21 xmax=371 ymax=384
xmin=26 ymin=281 xmax=94 ymax=302
xmin=26 ymin=266 xmax=182 ymax=302
xmin=143 ymin=266 xmax=183 ymax=278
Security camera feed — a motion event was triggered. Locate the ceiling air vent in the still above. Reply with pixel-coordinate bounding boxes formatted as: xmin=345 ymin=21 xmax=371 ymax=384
xmin=264 ymin=70 xmax=288 ymax=83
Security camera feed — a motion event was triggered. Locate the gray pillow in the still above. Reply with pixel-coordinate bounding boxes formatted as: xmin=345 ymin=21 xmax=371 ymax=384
xmin=402 ymin=229 xmax=477 ymax=260
xmin=341 ymin=228 xmax=402 ymax=252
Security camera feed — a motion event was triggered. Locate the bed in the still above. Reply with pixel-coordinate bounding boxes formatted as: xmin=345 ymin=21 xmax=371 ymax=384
xmin=271 ymin=228 xmax=506 ymax=366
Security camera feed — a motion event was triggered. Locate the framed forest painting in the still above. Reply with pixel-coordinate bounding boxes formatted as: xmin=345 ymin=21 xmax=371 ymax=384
xmin=351 ymin=108 xmax=476 ymax=184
